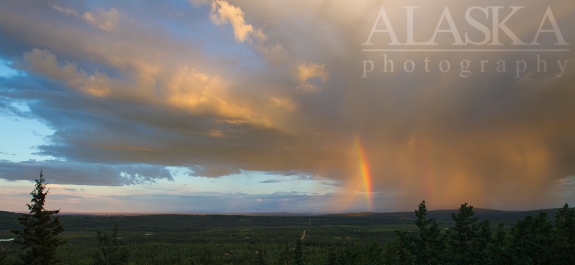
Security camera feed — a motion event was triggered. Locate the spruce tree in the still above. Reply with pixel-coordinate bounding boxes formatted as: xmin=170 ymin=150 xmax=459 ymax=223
xmin=508 ymin=212 xmax=553 ymax=265
xmin=0 ymin=250 xmax=8 ymax=264
xmin=553 ymin=204 xmax=575 ymax=265
xmin=448 ymin=203 xmax=491 ymax=265
xmin=93 ymin=224 xmax=130 ymax=265
xmin=256 ymin=248 xmax=267 ymax=265
xmin=411 ymin=200 xmax=444 ymax=265
xmin=326 ymin=247 xmax=337 ymax=265
xmin=292 ymin=237 xmax=304 ymax=265
xmin=487 ymin=223 xmax=510 ymax=265
xmin=390 ymin=230 xmax=413 ymax=265
xmin=11 ymin=170 xmax=65 ymax=265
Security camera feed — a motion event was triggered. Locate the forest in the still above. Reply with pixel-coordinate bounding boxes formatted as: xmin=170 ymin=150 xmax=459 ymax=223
xmin=1 ymin=202 xmax=574 ymax=264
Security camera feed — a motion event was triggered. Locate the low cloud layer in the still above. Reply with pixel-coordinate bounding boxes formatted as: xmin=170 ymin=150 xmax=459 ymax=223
xmin=0 ymin=0 xmax=574 ymax=212
xmin=0 ymin=160 xmax=173 ymax=186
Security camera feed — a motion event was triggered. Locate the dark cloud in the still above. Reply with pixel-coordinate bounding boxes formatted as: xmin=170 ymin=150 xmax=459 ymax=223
xmin=258 ymin=179 xmax=283 ymax=184
xmin=0 ymin=96 xmax=33 ymax=119
xmin=0 ymin=160 xmax=173 ymax=186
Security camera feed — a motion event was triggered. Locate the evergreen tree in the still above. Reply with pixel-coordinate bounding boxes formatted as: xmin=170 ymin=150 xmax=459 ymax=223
xmin=448 ymin=203 xmax=491 ymax=265
xmin=256 ymin=247 xmax=267 ymax=265
xmin=386 ymin=230 xmax=413 ymax=265
xmin=0 ymin=250 xmax=7 ymax=264
xmin=278 ymin=242 xmax=292 ymax=265
xmin=411 ymin=200 xmax=444 ymax=265
xmin=362 ymin=242 xmax=383 ymax=264
xmin=508 ymin=212 xmax=553 ymax=265
xmin=486 ymin=223 xmax=510 ymax=265
xmin=10 ymin=170 xmax=65 ymax=265
xmin=92 ymin=224 xmax=130 ymax=265
xmin=475 ymin=218 xmax=493 ymax=262
xmin=255 ymin=233 xmax=268 ymax=265
xmin=292 ymin=234 xmax=304 ymax=265
xmin=326 ymin=247 xmax=337 ymax=265
xmin=553 ymin=204 xmax=575 ymax=265
xmin=335 ymin=243 xmax=360 ymax=265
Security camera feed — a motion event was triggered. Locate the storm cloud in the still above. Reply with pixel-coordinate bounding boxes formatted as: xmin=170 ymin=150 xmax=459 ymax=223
xmin=0 ymin=0 xmax=574 ymax=211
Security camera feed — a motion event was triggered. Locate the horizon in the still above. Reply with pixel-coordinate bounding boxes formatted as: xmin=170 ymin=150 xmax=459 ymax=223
xmin=2 ymin=202 xmax=564 ymax=216
xmin=1 ymin=0 xmax=574 ymax=214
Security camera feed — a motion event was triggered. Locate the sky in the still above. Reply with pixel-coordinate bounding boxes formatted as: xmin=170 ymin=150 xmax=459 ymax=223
xmin=0 ymin=0 xmax=574 ymax=214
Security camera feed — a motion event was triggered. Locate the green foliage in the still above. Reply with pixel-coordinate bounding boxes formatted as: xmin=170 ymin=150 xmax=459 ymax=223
xmin=256 ymin=247 xmax=267 ymax=265
xmin=447 ymin=203 xmax=492 ymax=265
xmin=278 ymin=242 xmax=292 ymax=265
xmin=0 ymin=249 xmax=7 ymax=263
xmin=292 ymin=237 xmax=304 ymax=265
xmin=553 ymin=203 xmax=575 ymax=265
xmin=0 ymin=244 xmax=22 ymax=265
xmin=326 ymin=247 xmax=337 ymax=265
xmin=508 ymin=212 xmax=554 ymax=265
xmin=395 ymin=231 xmax=412 ymax=265
xmin=362 ymin=242 xmax=384 ymax=264
xmin=320 ymin=242 xmax=384 ymax=265
xmin=485 ymin=223 xmax=510 ymax=265
xmin=10 ymin=170 xmax=65 ymax=265
xmin=92 ymin=224 xmax=130 ymax=265
xmin=410 ymin=200 xmax=444 ymax=265
xmin=385 ymin=230 xmax=413 ymax=265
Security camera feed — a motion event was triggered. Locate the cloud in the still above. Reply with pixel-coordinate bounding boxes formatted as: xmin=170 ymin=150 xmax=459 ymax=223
xmin=296 ymin=63 xmax=328 ymax=83
xmin=19 ymin=48 xmax=115 ymax=97
xmin=257 ymin=173 xmax=325 ymax=184
xmin=295 ymin=62 xmax=328 ymax=93
xmin=203 ymin=0 xmax=287 ymax=64
xmin=50 ymin=5 xmax=120 ymax=32
xmin=50 ymin=4 xmax=79 ymax=17
xmin=0 ymin=160 xmax=173 ymax=186
xmin=258 ymin=175 xmax=322 ymax=184
xmin=258 ymin=179 xmax=283 ymax=184
xmin=210 ymin=0 xmax=254 ymax=42
xmin=255 ymin=42 xmax=287 ymax=64
xmin=0 ymin=99 xmax=32 ymax=119
xmin=558 ymin=176 xmax=575 ymax=186
xmin=82 ymin=8 xmax=120 ymax=31
xmin=17 ymin=48 xmax=276 ymax=127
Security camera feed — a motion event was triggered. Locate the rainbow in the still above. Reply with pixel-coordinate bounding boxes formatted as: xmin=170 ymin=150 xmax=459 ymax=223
xmin=355 ymin=137 xmax=374 ymax=211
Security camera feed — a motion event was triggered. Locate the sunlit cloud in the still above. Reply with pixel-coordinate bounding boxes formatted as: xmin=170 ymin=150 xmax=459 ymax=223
xmin=210 ymin=0 xmax=257 ymax=43
xmin=295 ymin=62 xmax=328 ymax=93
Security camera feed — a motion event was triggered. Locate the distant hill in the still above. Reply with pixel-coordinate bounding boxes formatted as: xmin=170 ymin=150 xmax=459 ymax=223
xmin=0 ymin=208 xmax=563 ymax=232
xmin=0 ymin=211 xmax=21 ymax=231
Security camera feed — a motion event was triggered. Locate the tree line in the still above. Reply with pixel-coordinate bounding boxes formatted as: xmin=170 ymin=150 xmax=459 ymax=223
xmin=287 ymin=201 xmax=574 ymax=265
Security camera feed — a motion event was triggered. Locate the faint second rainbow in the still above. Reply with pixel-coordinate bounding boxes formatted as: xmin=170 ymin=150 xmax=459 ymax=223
xmin=355 ymin=136 xmax=374 ymax=211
